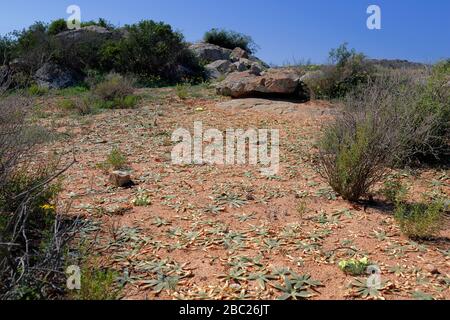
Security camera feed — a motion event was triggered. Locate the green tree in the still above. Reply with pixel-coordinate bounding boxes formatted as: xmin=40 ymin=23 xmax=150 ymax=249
xmin=48 ymin=19 xmax=68 ymax=36
xmin=102 ymin=20 xmax=197 ymax=82
xmin=204 ymin=28 xmax=258 ymax=53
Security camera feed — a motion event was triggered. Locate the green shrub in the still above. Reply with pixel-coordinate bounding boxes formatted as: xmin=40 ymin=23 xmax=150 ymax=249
xmin=318 ymin=66 xmax=447 ymax=201
xmin=58 ymin=97 xmax=92 ymax=115
xmin=70 ymin=267 xmax=118 ymax=300
xmin=414 ymin=60 xmax=450 ymax=161
xmin=6 ymin=21 xmax=53 ymax=85
xmin=132 ymin=189 xmax=152 ymax=207
xmin=48 ymin=18 xmax=116 ymax=74
xmin=319 ymin=62 xmax=450 ymax=201
xmin=11 ymin=22 xmax=54 ymax=83
xmin=304 ymin=43 xmax=374 ymax=99
xmin=84 ymin=70 xmax=106 ymax=89
xmin=3 ymin=19 xmax=204 ymax=91
xmin=28 ymin=84 xmax=49 ymax=96
xmin=53 ymin=27 xmax=114 ymax=73
xmin=81 ymin=18 xmax=115 ymax=30
xmin=0 ymin=167 xmax=60 ymax=216
xmin=345 ymin=67 xmax=447 ymax=165
xmin=319 ymin=118 xmax=392 ymax=201
xmin=116 ymin=95 xmax=139 ymax=109
xmin=58 ymin=98 xmax=76 ymax=110
xmin=380 ymin=178 xmax=407 ymax=204
xmin=338 ymin=257 xmax=371 ymax=276
xmin=94 ymin=95 xmax=139 ymax=110
xmin=98 ymin=147 xmax=127 ymax=172
xmin=93 ymin=73 xmax=134 ymax=101
xmin=203 ymin=28 xmax=258 ymax=53
xmin=175 ymin=83 xmax=189 ymax=100
xmin=100 ymin=20 xmax=203 ymax=83
xmin=56 ymin=86 xmax=89 ymax=96
xmin=47 ymin=19 xmax=68 ymax=36
xmin=394 ymin=198 xmax=445 ymax=239
xmin=90 ymin=73 xmax=140 ymax=110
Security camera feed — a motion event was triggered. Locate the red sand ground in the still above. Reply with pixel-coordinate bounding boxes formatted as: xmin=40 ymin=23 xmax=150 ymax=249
xmin=39 ymin=86 xmax=449 ymax=300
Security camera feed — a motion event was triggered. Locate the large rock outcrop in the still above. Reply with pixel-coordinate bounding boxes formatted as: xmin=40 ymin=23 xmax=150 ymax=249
xmin=230 ymin=47 xmax=249 ymax=61
xmin=55 ymin=26 xmax=115 ymax=40
xmin=205 ymin=60 xmax=236 ymax=79
xmin=216 ymin=69 xmax=310 ymax=101
xmin=35 ymin=63 xmax=80 ymax=89
xmin=189 ymin=43 xmax=232 ymax=63
xmin=189 ymin=42 xmax=267 ymax=79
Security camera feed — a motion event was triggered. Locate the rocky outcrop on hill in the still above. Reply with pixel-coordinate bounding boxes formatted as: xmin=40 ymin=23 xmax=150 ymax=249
xmin=189 ymin=42 xmax=268 ymax=79
xmin=55 ymin=26 xmax=115 ymax=40
xmin=216 ymin=69 xmax=310 ymax=101
xmin=189 ymin=42 xmax=309 ymax=100
xmin=204 ymin=60 xmax=236 ymax=79
xmin=189 ymin=43 xmax=232 ymax=63
xmin=230 ymin=47 xmax=248 ymax=61
xmin=35 ymin=62 xmax=80 ymax=89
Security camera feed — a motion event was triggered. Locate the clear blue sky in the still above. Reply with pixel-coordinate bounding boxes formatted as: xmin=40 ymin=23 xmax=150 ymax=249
xmin=1 ymin=0 xmax=449 ymax=65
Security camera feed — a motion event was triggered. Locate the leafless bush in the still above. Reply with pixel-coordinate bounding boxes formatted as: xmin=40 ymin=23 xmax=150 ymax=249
xmin=344 ymin=68 xmax=445 ymax=163
xmin=319 ymin=68 xmax=442 ymax=201
xmin=319 ymin=105 xmax=399 ymax=201
xmin=0 ymin=94 xmax=78 ymax=299
xmin=0 ymin=97 xmax=32 ymax=185
xmin=0 ymin=66 xmax=13 ymax=94
xmin=92 ymin=73 xmax=135 ymax=101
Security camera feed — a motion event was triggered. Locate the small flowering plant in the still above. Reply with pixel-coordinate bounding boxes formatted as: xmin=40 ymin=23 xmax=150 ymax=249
xmin=339 ymin=257 xmax=371 ymax=276
xmin=40 ymin=204 xmax=56 ymax=213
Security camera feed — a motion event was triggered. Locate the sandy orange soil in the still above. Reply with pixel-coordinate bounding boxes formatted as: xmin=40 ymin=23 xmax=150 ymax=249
xmin=38 ymin=85 xmax=449 ymax=300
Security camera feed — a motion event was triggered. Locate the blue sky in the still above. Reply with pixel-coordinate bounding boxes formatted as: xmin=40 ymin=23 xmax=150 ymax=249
xmin=1 ymin=0 xmax=449 ymax=65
